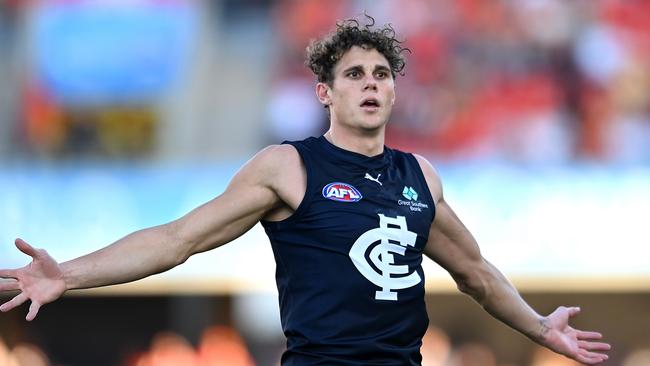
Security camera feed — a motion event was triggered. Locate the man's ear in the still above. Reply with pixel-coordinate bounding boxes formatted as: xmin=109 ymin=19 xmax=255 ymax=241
xmin=316 ymin=82 xmax=332 ymax=106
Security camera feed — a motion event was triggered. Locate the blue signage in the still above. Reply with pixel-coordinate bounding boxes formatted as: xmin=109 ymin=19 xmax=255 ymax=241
xmin=33 ymin=2 xmax=197 ymax=104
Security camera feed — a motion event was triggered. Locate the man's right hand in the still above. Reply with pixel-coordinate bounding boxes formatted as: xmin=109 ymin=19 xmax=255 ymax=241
xmin=0 ymin=238 xmax=67 ymax=321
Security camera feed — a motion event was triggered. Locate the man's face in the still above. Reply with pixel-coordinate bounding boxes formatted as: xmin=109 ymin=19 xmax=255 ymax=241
xmin=317 ymin=46 xmax=396 ymax=132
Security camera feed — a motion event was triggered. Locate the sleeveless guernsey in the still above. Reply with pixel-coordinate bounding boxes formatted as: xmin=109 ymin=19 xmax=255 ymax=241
xmin=261 ymin=136 xmax=436 ymax=365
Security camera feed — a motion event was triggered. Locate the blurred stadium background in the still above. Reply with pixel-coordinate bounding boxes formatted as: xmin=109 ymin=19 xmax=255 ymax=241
xmin=0 ymin=0 xmax=649 ymax=365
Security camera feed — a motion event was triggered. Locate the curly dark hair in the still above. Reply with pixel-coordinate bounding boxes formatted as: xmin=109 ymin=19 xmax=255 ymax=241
xmin=305 ymin=15 xmax=409 ymax=85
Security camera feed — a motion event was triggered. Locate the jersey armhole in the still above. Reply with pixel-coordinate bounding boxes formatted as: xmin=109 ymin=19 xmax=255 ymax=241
xmin=407 ymin=153 xmax=437 ymax=223
xmin=261 ymin=141 xmax=314 ymax=229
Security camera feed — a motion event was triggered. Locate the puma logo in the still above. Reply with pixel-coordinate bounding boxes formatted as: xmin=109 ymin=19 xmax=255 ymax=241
xmin=364 ymin=173 xmax=382 ymax=186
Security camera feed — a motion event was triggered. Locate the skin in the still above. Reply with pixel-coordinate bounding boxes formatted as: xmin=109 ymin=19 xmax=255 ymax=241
xmin=0 ymin=45 xmax=610 ymax=364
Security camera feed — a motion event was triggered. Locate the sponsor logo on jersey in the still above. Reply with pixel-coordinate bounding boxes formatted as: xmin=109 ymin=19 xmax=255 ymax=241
xmin=398 ymin=186 xmax=429 ymax=212
xmin=349 ymin=214 xmax=421 ymax=301
xmin=402 ymin=186 xmax=418 ymax=201
xmin=322 ymin=182 xmax=363 ymax=202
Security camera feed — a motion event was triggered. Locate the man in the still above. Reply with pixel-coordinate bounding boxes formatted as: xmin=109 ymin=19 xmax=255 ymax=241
xmin=0 ymin=17 xmax=610 ymax=365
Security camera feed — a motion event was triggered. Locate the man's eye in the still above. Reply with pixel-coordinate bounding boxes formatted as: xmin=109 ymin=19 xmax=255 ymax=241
xmin=376 ymin=71 xmax=387 ymax=78
xmin=348 ymin=71 xmax=360 ymax=78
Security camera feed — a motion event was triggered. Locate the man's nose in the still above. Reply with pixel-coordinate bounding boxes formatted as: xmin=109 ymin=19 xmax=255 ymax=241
xmin=363 ymin=77 xmax=378 ymax=91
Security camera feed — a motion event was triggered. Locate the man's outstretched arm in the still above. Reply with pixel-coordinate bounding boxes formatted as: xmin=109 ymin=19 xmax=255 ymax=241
xmin=0 ymin=145 xmax=296 ymax=321
xmin=414 ymin=155 xmax=610 ymax=365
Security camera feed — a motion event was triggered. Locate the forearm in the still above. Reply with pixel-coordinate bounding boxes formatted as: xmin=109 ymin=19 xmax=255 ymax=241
xmin=460 ymin=260 xmax=548 ymax=343
xmin=61 ymin=223 xmax=187 ymax=290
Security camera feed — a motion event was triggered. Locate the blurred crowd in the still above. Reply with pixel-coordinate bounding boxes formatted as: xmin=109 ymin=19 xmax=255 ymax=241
xmin=267 ymin=0 xmax=650 ymax=164
xmin=2 ymin=325 xmax=650 ymax=366
xmin=0 ymin=0 xmax=648 ymax=164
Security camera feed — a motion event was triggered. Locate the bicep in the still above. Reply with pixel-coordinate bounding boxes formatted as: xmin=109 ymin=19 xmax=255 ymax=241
xmin=168 ymin=147 xmax=285 ymax=258
xmin=415 ymin=154 xmax=494 ymax=297
xmin=413 ymin=154 xmax=483 ymax=274
xmin=424 ymin=198 xmax=484 ymax=279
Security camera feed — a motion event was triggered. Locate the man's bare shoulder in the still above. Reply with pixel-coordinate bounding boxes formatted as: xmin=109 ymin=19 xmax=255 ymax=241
xmin=247 ymin=143 xmax=305 ymax=193
xmin=248 ymin=144 xmax=305 ymax=216
xmin=259 ymin=143 xmax=301 ymax=163
xmin=412 ymin=153 xmax=443 ymax=202
xmin=249 ymin=144 xmax=302 ymax=177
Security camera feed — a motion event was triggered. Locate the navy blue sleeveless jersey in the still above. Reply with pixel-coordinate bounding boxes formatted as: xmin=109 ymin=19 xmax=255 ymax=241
xmin=261 ymin=136 xmax=436 ymax=365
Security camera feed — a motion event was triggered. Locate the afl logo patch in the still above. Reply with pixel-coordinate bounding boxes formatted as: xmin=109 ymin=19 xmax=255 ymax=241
xmin=322 ymin=182 xmax=363 ymax=202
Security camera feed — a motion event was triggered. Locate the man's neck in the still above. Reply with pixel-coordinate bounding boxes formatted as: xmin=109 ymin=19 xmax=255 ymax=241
xmin=324 ymin=126 xmax=385 ymax=157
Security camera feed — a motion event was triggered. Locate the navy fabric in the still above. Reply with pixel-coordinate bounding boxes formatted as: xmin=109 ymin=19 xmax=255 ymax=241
xmin=261 ymin=136 xmax=436 ymax=365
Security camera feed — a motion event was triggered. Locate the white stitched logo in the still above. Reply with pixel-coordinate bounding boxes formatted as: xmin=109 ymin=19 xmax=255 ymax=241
xmin=349 ymin=214 xmax=421 ymax=301
xmin=364 ymin=173 xmax=382 ymax=186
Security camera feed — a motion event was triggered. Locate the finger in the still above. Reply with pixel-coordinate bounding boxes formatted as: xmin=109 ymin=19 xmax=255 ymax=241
xmin=578 ymin=356 xmax=608 ymax=365
xmin=0 ymin=279 xmax=20 ymax=292
xmin=577 ymin=330 xmax=603 ymax=340
xmin=0 ymin=293 xmax=28 ymax=312
xmin=0 ymin=269 xmax=17 ymax=279
xmin=579 ymin=348 xmax=609 ymax=360
xmin=579 ymin=340 xmax=612 ymax=351
xmin=568 ymin=306 xmax=581 ymax=316
xmin=576 ymin=354 xmax=605 ymax=365
xmin=26 ymin=301 xmax=41 ymax=321
xmin=577 ymin=348 xmax=609 ymax=364
xmin=15 ymin=238 xmax=39 ymax=258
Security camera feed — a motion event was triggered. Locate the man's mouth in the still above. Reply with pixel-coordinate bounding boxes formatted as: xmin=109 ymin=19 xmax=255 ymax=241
xmin=360 ymin=98 xmax=380 ymax=110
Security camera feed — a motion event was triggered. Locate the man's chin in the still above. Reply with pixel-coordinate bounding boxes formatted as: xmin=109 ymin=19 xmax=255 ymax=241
xmin=357 ymin=118 xmax=388 ymax=133
xmin=333 ymin=112 xmax=389 ymax=132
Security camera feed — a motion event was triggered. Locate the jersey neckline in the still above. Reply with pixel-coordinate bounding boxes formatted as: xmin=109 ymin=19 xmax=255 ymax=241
xmin=317 ymin=135 xmax=391 ymax=170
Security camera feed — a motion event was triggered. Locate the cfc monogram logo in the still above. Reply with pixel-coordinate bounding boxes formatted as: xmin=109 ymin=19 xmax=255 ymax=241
xmin=349 ymin=214 xmax=421 ymax=301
